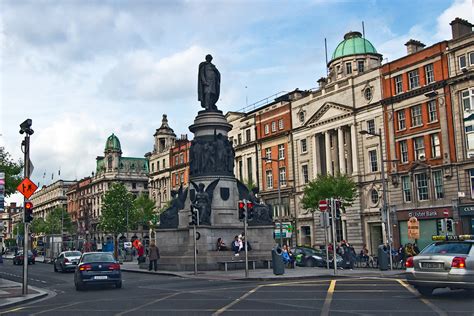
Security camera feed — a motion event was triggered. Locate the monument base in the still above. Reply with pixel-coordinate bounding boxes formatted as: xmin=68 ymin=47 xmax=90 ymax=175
xmin=154 ymin=225 xmax=275 ymax=271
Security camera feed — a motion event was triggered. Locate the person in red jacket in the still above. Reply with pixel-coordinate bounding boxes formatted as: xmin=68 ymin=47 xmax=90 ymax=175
xmin=137 ymin=243 xmax=145 ymax=263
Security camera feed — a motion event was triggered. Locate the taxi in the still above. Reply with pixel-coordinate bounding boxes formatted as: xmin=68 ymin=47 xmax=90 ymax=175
xmin=405 ymin=235 xmax=474 ymax=296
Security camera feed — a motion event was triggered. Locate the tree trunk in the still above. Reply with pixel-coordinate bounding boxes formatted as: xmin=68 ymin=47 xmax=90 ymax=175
xmin=114 ymin=234 xmax=118 ymax=259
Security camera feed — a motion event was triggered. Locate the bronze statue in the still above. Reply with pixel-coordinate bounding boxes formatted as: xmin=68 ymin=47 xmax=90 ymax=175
xmin=198 ymin=54 xmax=220 ymax=111
xmin=190 ymin=179 xmax=220 ymax=225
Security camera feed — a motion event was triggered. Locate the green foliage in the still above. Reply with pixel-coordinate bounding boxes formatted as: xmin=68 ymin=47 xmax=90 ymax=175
xmin=133 ymin=194 xmax=156 ymax=228
xmin=43 ymin=207 xmax=75 ymax=235
xmin=301 ymin=173 xmax=357 ymax=212
xmin=30 ymin=217 xmax=46 ymax=234
xmin=13 ymin=223 xmax=24 ymax=236
xmin=0 ymin=147 xmax=23 ymax=197
xmin=243 ymin=178 xmax=257 ymax=191
xmin=5 ymin=238 xmax=17 ymax=247
xmin=98 ymin=183 xmax=136 ymax=236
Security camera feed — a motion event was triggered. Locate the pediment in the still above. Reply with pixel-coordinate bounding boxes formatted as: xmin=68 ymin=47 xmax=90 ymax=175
xmin=305 ymin=102 xmax=353 ymax=127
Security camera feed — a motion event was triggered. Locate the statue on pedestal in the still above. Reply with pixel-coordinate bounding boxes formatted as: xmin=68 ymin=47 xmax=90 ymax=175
xmin=160 ymin=185 xmax=187 ymax=228
xmin=198 ymin=54 xmax=220 ymax=111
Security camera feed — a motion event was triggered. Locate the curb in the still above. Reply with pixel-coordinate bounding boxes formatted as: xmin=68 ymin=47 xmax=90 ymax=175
xmin=0 ymin=287 xmax=50 ymax=311
xmin=121 ymin=268 xmax=185 ymax=278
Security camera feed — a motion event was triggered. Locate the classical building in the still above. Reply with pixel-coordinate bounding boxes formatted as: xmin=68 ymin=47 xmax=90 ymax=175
xmin=30 ymin=179 xmax=77 ymax=219
xmin=147 ymin=115 xmax=176 ymax=211
xmin=445 ymin=18 xmax=474 ymax=235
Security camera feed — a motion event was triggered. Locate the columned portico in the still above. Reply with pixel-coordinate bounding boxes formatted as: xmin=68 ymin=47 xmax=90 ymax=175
xmin=324 ymin=131 xmax=332 ymax=175
xmin=338 ymin=127 xmax=345 ymax=174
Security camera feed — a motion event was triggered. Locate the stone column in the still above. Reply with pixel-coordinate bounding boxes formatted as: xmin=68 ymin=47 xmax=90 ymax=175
xmin=312 ymin=134 xmax=319 ymax=178
xmin=325 ymin=131 xmax=332 ymax=175
xmin=350 ymin=124 xmax=359 ymax=175
xmin=338 ymin=127 xmax=345 ymax=174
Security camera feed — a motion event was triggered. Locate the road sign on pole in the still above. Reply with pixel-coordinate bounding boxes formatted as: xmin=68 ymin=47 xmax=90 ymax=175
xmin=443 ymin=209 xmax=449 ymax=217
xmin=408 ymin=217 xmax=420 ymax=240
xmin=319 ymin=200 xmax=328 ymax=212
xmin=17 ymin=178 xmax=38 ymax=199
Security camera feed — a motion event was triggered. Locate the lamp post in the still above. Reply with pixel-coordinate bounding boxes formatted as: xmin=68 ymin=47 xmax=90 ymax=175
xmin=262 ymin=157 xmax=283 ymax=246
xmin=360 ymin=128 xmax=393 ymax=270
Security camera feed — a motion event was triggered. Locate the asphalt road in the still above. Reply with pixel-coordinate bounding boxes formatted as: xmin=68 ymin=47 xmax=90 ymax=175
xmin=0 ymin=261 xmax=473 ymax=315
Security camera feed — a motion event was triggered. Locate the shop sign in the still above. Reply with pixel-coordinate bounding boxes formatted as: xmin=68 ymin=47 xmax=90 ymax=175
xmin=459 ymin=205 xmax=474 ymax=216
xmin=397 ymin=208 xmax=452 ymax=221
xmin=408 ymin=217 xmax=420 ymax=240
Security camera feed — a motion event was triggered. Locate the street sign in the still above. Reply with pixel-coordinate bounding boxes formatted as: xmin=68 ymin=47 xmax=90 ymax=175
xmin=408 ymin=217 xmax=420 ymax=240
xmin=320 ymin=212 xmax=330 ymax=228
xmin=443 ymin=209 xmax=449 ymax=217
xmin=319 ymin=199 xmax=328 ymax=212
xmin=16 ymin=178 xmax=38 ymax=199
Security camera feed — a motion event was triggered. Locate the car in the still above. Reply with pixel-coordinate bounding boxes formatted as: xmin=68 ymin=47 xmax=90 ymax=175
xmin=294 ymin=247 xmax=326 ymax=267
xmin=74 ymin=252 xmax=122 ymax=291
xmin=54 ymin=251 xmax=82 ymax=272
xmin=405 ymin=235 xmax=474 ymax=296
xmin=13 ymin=250 xmax=35 ymax=265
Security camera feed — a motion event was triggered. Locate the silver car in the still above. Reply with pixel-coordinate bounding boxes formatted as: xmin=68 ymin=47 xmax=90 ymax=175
xmin=54 ymin=251 xmax=82 ymax=272
xmin=405 ymin=236 xmax=474 ymax=296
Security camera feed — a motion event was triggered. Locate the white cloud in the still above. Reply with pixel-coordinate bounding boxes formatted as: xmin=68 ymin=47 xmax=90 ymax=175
xmin=435 ymin=0 xmax=472 ymax=40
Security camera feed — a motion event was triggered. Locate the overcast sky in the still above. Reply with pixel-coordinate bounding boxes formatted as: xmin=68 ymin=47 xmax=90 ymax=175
xmin=1 ymin=0 xmax=471 ymax=204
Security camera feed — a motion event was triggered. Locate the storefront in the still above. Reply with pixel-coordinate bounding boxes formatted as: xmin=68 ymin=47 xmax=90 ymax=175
xmin=397 ymin=208 xmax=454 ymax=251
xmin=458 ymin=204 xmax=474 ymax=234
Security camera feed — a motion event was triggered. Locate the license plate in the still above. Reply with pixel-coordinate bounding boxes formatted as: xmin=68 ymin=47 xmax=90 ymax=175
xmin=94 ymin=276 xmax=108 ymax=280
xmin=421 ymin=262 xmax=442 ymax=269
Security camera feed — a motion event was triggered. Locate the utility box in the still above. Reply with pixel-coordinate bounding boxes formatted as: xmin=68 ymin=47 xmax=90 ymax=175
xmin=272 ymin=246 xmax=285 ymax=275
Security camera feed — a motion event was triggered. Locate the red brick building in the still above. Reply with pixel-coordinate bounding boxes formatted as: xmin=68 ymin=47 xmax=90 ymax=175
xmin=170 ymin=135 xmax=191 ymax=189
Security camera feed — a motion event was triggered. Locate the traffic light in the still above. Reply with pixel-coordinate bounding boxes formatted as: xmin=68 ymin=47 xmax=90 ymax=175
xmin=238 ymin=201 xmax=246 ymax=220
xmin=447 ymin=219 xmax=453 ymax=233
xmin=246 ymin=202 xmax=254 ymax=221
xmin=335 ymin=200 xmax=342 ymax=219
xmin=24 ymin=201 xmax=33 ymax=222
xmin=189 ymin=206 xmax=199 ymax=226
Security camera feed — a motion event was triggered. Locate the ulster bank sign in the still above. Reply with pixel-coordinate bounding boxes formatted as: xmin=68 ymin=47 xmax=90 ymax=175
xmin=459 ymin=205 xmax=474 ymax=216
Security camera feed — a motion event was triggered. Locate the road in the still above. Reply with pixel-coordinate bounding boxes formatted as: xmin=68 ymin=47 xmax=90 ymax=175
xmin=0 ymin=261 xmax=473 ymax=315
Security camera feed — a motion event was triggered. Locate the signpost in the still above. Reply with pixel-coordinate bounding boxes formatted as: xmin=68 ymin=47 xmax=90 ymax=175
xmin=408 ymin=217 xmax=420 ymax=240
xmin=16 ymin=178 xmax=38 ymax=200
xmin=319 ymin=199 xmax=328 ymax=212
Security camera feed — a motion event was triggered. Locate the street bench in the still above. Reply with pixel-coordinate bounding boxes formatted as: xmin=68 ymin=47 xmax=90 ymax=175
xmin=217 ymin=260 xmax=256 ymax=271
xmin=262 ymin=259 xmax=272 ymax=269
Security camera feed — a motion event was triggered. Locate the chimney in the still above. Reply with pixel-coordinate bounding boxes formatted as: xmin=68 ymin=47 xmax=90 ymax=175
xmin=317 ymin=77 xmax=327 ymax=88
xmin=450 ymin=18 xmax=473 ymax=40
xmin=405 ymin=39 xmax=426 ymax=55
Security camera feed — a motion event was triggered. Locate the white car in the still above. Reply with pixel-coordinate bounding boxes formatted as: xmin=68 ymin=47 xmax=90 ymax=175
xmin=54 ymin=251 xmax=82 ymax=272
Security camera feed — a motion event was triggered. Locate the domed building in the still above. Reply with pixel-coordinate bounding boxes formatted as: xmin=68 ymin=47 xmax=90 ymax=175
xmin=327 ymin=31 xmax=382 ymax=83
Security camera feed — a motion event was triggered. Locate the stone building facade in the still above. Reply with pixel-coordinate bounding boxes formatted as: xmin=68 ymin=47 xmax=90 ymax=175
xmin=30 ymin=179 xmax=77 ymax=219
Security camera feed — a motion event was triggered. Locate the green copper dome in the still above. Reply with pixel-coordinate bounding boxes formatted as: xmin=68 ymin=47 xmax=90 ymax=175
xmin=105 ymin=133 xmax=121 ymax=151
xmin=331 ymin=31 xmax=378 ymax=61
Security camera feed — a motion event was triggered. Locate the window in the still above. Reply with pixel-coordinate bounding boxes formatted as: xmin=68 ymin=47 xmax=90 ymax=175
xmin=433 ymin=170 xmax=444 ymax=199
xmin=364 ymin=87 xmax=372 ymax=101
xmin=368 ymin=150 xmax=378 ymax=172
xmin=402 ymin=176 xmax=412 ymax=202
xmin=430 ymin=133 xmax=441 ymax=158
xmin=278 ymin=119 xmax=284 ymax=130
xmin=469 ymin=52 xmax=474 ymax=66
xmin=461 ymin=88 xmax=474 ymax=111
xmin=247 ymin=157 xmax=253 ymax=183
xmin=279 ymin=167 xmax=287 ymax=186
xmin=175 ymin=173 xmax=179 ymax=185
xmin=157 ymin=161 xmax=160 ymax=170
xmin=427 ymin=100 xmax=437 ymax=122
xmin=370 ymin=189 xmax=379 ymax=204
xmin=238 ymin=160 xmax=243 ymax=180
xmin=329 ymin=134 xmax=334 ymax=148
xmin=299 ymin=111 xmax=305 ymax=123
xmin=245 ymin=129 xmax=251 ymax=143
xmin=174 ymin=156 xmax=179 ymax=165
xmin=367 ymin=119 xmax=375 ymax=134
xmin=237 ymin=134 xmax=242 ymax=145
xmin=415 ymin=173 xmax=429 ymax=201
xmin=470 ymin=170 xmax=474 ymax=198
xmin=395 ymin=75 xmax=403 ymax=94
xmin=162 ymin=159 xmax=165 ymax=168
xmin=411 ymin=105 xmax=423 ymax=127
xmin=266 ymin=170 xmax=273 ymax=189
xmin=346 ymin=62 xmax=352 ymax=74
xmin=300 ymin=139 xmax=307 ymax=153
xmin=180 ymin=173 xmax=184 ymax=184
xmin=408 ymin=70 xmax=420 ymax=90
xmin=271 ymin=121 xmax=277 ymax=132
xmin=278 ymin=144 xmax=285 ymax=160
xmin=151 ymin=163 xmax=155 ymax=172
xmin=459 ymin=55 xmax=467 ymax=69
xmin=179 ymin=153 xmax=184 ymax=164
xmin=302 ymin=165 xmax=309 ymax=184
xmin=414 ymin=137 xmax=425 ymax=160
xmin=265 ymin=148 xmax=272 ymax=160
xmin=399 ymin=140 xmax=408 ymax=163
xmin=358 ymin=60 xmax=364 ymax=73
xmin=397 ymin=110 xmax=406 ymax=130
xmin=264 ymin=124 xmax=269 ymax=134
xmin=424 ymin=63 xmax=434 ymax=84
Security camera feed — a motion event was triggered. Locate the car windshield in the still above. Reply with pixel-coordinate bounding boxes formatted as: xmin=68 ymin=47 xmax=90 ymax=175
xmin=81 ymin=253 xmax=115 ymax=263
xmin=300 ymin=248 xmax=321 ymax=256
xmin=65 ymin=251 xmax=81 ymax=257
xmin=421 ymin=242 xmax=472 ymax=255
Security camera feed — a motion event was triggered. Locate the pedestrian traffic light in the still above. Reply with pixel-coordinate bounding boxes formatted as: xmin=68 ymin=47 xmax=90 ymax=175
xmin=238 ymin=201 xmax=246 ymax=220
xmin=24 ymin=201 xmax=33 ymax=223
xmin=190 ymin=206 xmax=199 ymax=226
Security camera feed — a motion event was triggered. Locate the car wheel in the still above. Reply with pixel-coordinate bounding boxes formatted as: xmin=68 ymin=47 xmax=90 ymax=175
xmin=54 ymin=263 xmax=58 ymax=272
xmin=305 ymin=259 xmax=316 ymax=267
xmin=416 ymin=286 xmax=434 ymax=296
xmin=115 ymin=281 xmax=122 ymax=289
xmin=75 ymin=282 xmax=84 ymax=291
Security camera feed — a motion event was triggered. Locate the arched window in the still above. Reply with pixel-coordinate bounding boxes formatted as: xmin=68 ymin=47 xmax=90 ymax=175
xmin=107 ymin=156 xmax=113 ymax=170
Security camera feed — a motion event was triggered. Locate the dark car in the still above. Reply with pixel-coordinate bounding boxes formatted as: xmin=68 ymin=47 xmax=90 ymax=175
xmin=54 ymin=251 xmax=82 ymax=272
xmin=294 ymin=247 xmax=326 ymax=267
xmin=13 ymin=250 xmax=35 ymax=265
xmin=74 ymin=252 xmax=122 ymax=291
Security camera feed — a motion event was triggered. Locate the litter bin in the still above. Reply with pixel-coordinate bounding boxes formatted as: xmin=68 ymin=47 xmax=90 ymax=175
xmin=272 ymin=246 xmax=285 ymax=275
xmin=378 ymin=244 xmax=389 ymax=271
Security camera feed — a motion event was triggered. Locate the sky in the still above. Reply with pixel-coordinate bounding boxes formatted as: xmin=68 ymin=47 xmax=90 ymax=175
xmin=1 ymin=0 xmax=472 ymax=204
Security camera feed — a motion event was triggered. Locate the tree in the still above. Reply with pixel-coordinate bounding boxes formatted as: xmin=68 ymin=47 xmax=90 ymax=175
xmin=243 ymin=178 xmax=257 ymax=192
xmin=13 ymin=223 xmax=24 ymax=236
xmin=31 ymin=217 xmax=46 ymax=235
xmin=43 ymin=207 xmax=74 ymax=235
xmin=99 ymin=183 xmax=136 ymax=258
xmin=133 ymin=194 xmax=156 ymax=229
xmin=301 ymin=173 xmax=357 ymax=212
xmin=0 ymin=147 xmax=23 ymax=197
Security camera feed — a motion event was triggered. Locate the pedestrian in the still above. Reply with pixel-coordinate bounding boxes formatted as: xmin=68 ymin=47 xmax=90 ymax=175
xmin=216 ymin=238 xmax=228 ymax=251
xmin=148 ymin=241 xmax=160 ymax=272
xmin=137 ymin=242 xmax=145 ymax=263
xmin=231 ymin=236 xmax=241 ymax=256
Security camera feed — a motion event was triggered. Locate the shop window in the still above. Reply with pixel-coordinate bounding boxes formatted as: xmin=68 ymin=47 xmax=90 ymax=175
xmin=415 ymin=173 xmax=429 ymax=201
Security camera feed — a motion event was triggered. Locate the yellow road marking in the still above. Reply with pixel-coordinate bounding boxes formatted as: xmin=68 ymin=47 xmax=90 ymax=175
xmin=321 ymin=280 xmax=336 ymax=316
xmin=1 ymin=307 xmax=24 ymax=314
xmin=212 ymin=284 xmax=263 ymax=315
xmin=115 ymin=292 xmax=179 ymax=316
xmin=396 ymin=279 xmax=448 ymax=316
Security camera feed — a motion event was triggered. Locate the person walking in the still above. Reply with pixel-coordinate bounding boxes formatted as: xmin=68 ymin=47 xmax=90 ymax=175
xmin=148 ymin=241 xmax=160 ymax=272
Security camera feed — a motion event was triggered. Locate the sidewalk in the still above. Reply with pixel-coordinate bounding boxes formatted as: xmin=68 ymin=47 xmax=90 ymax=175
xmin=120 ymin=260 xmax=405 ymax=281
xmin=0 ymin=278 xmax=49 ymax=309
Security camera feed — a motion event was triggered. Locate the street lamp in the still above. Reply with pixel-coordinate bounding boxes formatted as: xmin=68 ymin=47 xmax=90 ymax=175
xmin=359 ymin=128 xmax=393 ymax=270
xmin=262 ymin=157 xmax=283 ymax=246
